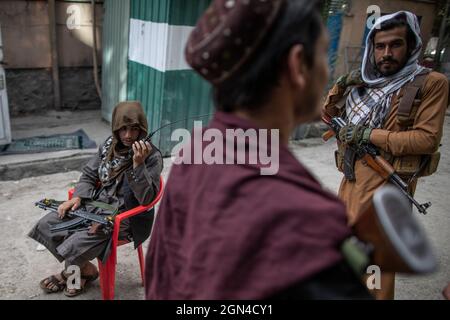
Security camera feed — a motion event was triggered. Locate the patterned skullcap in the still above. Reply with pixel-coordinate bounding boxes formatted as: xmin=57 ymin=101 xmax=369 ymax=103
xmin=185 ymin=0 xmax=286 ymax=85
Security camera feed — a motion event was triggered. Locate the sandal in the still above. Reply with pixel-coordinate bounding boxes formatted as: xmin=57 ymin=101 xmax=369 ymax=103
xmin=63 ymin=272 xmax=99 ymax=298
xmin=39 ymin=271 xmax=67 ymax=293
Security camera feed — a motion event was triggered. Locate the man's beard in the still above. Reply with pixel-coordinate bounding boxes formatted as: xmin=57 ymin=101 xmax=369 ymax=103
xmin=376 ymin=57 xmax=407 ymax=77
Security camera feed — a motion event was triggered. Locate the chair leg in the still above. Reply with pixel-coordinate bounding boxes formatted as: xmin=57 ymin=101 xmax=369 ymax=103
xmin=137 ymin=245 xmax=145 ymax=286
xmin=97 ymin=251 xmax=117 ymax=300
xmin=98 ymin=258 xmax=111 ymax=300
xmin=106 ymin=256 xmax=117 ymax=300
xmin=99 ymin=242 xmax=144 ymax=299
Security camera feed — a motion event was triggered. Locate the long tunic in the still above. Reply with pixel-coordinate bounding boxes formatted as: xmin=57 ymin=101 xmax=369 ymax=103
xmin=72 ymin=139 xmax=163 ymax=248
xmin=145 ymin=111 xmax=352 ymax=299
xmin=28 ymin=138 xmax=163 ymax=266
xmin=323 ymin=71 xmax=448 ymax=225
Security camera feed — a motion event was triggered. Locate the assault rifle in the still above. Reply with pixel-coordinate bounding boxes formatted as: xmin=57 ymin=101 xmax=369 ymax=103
xmin=322 ymin=114 xmax=431 ymax=215
xmin=35 ymin=198 xmax=115 ymax=234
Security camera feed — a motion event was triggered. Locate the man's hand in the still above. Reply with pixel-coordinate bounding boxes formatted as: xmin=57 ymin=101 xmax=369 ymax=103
xmin=336 ymin=69 xmax=363 ymax=89
xmin=57 ymin=197 xmax=81 ymax=219
xmin=132 ymin=140 xmax=152 ymax=168
xmin=88 ymin=223 xmax=102 ymax=235
xmin=338 ymin=124 xmax=372 ymax=146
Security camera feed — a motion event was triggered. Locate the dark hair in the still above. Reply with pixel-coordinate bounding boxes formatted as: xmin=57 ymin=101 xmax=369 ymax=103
xmin=213 ymin=0 xmax=323 ymax=113
xmin=371 ymin=14 xmax=417 ymax=53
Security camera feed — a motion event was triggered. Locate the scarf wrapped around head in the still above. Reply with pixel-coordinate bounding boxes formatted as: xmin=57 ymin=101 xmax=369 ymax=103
xmin=345 ymin=11 xmax=425 ymax=127
xmin=98 ymin=101 xmax=148 ymax=185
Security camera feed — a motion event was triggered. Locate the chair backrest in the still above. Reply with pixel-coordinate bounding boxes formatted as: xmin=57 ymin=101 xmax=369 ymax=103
xmin=120 ymin=177 xmax=164 ymax=217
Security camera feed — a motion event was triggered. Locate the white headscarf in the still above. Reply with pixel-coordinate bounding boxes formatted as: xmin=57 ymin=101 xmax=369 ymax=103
xmin=345 ymin=11 xmax=425 ymax=127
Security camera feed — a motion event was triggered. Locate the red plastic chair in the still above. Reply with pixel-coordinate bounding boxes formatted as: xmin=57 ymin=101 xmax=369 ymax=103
xmin=68 ymin=176 xmax=164 ymax=300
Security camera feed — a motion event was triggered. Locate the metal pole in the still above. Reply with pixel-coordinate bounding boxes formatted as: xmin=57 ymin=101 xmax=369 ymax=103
xmin=91 ymin=0 xmax=102 ymax=101
xmin=48 ymin=0 xmax=61 ymax=110
xmin=435 ymin=1 xmax=449 ymax=70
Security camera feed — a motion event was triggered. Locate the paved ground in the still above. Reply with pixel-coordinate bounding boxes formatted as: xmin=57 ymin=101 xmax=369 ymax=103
xmin=0 ymin=111 xmax=449 ymax=300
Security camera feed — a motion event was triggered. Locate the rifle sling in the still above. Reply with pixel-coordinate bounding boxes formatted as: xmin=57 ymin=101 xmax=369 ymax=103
xmin=84 ymin=200 xmax=119 ymax=215
xmin=397 ymin=70 xmax=430 ymax=125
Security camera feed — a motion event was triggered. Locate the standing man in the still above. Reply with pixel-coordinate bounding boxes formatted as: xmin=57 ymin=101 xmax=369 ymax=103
xmin=145 ymin=0 xmax=373 ymax=299
xmin=323 ymin=11 xmax=448 ymax=299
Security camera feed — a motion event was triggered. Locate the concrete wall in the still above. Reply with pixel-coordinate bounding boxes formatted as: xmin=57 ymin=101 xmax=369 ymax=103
xmin=6 ymin=67 xmax=101 ymax=116
xmin=333 ymin=0 xmax=438 ymax=79
xmin=0 ymin=0 xmax=104 ymax=115
xmin=0 ymin=0 xmax=103 ymax=69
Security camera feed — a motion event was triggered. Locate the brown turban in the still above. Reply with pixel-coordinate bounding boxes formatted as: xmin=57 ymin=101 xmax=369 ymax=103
xmin=185 ymin=0 xmax=286 ymax=85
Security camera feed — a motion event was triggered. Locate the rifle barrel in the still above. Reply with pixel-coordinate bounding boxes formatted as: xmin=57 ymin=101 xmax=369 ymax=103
xmin=387 ymin=168 xmax=429 ymax=214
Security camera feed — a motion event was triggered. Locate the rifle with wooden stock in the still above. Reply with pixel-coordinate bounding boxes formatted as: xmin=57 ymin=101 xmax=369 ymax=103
xmin=321 ymin=113 xmax=431 ymax=215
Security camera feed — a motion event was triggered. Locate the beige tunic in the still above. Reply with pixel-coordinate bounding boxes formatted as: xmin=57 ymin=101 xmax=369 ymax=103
xmin=323 ymin=71 xmax=449 ymax=225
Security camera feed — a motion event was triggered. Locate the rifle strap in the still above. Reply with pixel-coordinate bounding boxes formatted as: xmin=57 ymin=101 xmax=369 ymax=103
xmin=397 ymin=69 xmax=431 ymax=127
xmin=85 ymin=200 xmax=119 ymax=215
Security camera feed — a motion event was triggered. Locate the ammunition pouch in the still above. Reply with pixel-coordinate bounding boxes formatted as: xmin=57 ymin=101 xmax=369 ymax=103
xmin=392 ymin=154 xmax=422 ymax=176
xmin=334 ymin=143 xmax=357 ymax=181
xmin=334 ymin=142 xmax=346 ymax=173
xmin=343 ymin=148 xmax=357 ymax=181
xmin=335 ymin=146 xmax=440 ymax=180
xmin=382 ymin=149 xmax=441 ymax=178
xmin=420 ymin=152 xmax=441 ymax=177
xmin=392 ymin=68 xmax=440 ymax=178
xmin=334 ymin=149 xmax=344 ymax=172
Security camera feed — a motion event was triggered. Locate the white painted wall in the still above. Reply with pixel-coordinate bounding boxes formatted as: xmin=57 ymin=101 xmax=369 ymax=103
xmin=128 ymin=18 xmax=193 ymax=72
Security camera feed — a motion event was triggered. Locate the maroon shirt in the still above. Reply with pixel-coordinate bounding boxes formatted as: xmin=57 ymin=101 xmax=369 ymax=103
xmin=145 ymin=111 xmax=351 ymax=299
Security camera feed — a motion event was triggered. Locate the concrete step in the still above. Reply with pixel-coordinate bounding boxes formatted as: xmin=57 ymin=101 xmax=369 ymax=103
xmin=0 ymin=109 xmax=110 ymax=181
xmin=0 ymin=149 xmax=96 ymax=181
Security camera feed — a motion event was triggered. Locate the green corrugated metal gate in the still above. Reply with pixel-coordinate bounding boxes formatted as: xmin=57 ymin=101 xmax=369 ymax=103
xmin=128 ymin=0 xmax=213 ymax=156
xmin=102 ymin=0 xmax=131 ymax=123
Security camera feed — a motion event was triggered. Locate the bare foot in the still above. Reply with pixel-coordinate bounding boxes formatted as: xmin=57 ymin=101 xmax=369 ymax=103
xmin=81 ymin=261 xmax=99 ymax=278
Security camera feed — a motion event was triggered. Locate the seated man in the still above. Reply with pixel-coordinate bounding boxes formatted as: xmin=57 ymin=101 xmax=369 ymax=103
xmin=29 ymin=101 xmax=163 ymax=297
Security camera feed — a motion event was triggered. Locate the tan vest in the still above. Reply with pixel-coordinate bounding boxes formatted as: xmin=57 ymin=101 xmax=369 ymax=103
xmin=335 ymin=69 xmax=440 ymax=179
